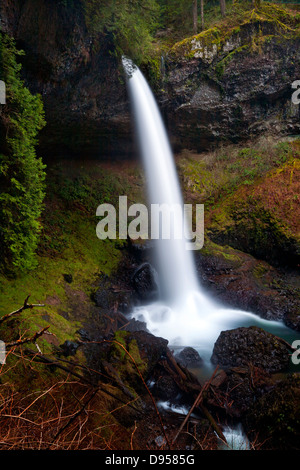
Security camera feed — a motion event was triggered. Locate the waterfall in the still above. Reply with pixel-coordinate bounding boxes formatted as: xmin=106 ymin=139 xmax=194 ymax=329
xmin=122 ymin=57 xmax=293 ymax=354
xmin=123 ymin=57 xmax=199 ymax=302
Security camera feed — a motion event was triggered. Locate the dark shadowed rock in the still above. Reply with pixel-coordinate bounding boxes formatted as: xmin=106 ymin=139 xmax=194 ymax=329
xmin=59 ymin=340 xmax=79 ymax=356
xmin=124 ymin=318 xmax=149 ymax=333
xmin=211 ymin=326 xmax=291 ymax=373
xmin=194 ymin=242 xmax=300 ymax=330
xmin=207 ymin=365 xmax=274 ymax=418
xmin=175 ymin=347 xmax=203 ymax=369
xmin=244 ymin=373 xmax=300 ymax=450
xmin=131 ymin=263 xmax=159 ymax=301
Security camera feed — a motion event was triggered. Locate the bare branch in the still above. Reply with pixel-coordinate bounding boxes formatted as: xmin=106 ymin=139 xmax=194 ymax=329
xmin=6 ymin=326 xmax=50 ymax=349
xmin=0 ymin=295 xmax=45 ymax=325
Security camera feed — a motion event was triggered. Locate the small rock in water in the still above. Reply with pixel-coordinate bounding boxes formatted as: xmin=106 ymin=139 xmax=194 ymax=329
xmin=175 ymin=347 xmax=203 ymax=369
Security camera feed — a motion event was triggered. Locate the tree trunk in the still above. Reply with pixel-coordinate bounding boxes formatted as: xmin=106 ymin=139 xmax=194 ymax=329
xmin=220 ymin=0 xmax=226 ymax=17
xmin=200 ymin=0 xmax=204 ymax=31
xmin=193 ymin=0 xmax=198 ymax=34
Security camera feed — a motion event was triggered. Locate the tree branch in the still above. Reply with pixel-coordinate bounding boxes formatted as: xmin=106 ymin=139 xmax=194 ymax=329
xmin=0 ymin=295 xmax=45 ymax=325
xmin=6 ymin=326 xmax=50 ymax=348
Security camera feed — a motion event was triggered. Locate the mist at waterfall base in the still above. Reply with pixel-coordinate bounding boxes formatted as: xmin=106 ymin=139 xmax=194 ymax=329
xmin=122 ymin=57 xmax=296 ymax=367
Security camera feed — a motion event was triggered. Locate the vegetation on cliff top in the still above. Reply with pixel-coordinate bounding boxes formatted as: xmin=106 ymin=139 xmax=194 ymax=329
xmin=169 ymin=1 xmax=300 ymax=60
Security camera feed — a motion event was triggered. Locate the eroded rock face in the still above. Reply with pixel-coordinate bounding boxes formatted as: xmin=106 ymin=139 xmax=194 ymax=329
xmin=163 ymin=21 xmax=300 ymax=151
xmin=194 ymin=243 xmax=300 ymax=331
xmin=211 ymin=326 xmax=291 ymax=373
xmin=131 ymin=263 xmax=159 ymax=301
xmin=0 ymin=0 xmax=132 ymax=158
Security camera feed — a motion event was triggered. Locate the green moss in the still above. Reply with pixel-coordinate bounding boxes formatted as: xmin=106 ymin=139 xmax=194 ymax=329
xmin=200 ymin=238 xmax=243 ymax=265
xmin=253 ymin=262 xmax=269 ymax=279
xmin=215 ymin=45 xmax=249 ymax=78
xmin=111 ymin=331 xmax=148 ymax=376
xmin=207 ymin=158 xmax=300 ymax=267
xmin=169 ymin=26 xmax=222 ymax=60
xmin=168 ymin=2 xmax=300 ymax=65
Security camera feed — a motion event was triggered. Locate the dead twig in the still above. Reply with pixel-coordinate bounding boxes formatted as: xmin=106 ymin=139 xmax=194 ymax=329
xmin=0 ymin=295 xmax=45 ymax=325
xmin=47 ymin=388 xmax=98 ymax=449
xmin=24 ymin=349 xmax=142 ymax=414
xmin=6 ymin=326 xmax=50 ymax=349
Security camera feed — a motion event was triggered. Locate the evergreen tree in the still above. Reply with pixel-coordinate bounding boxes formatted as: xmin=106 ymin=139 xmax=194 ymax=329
xmin=0 ymin=34 xmax=46 ymax=275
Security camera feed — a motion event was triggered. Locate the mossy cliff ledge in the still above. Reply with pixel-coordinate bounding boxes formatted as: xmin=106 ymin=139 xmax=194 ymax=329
xmin=163 ymin=5 xmax=300 ymax=151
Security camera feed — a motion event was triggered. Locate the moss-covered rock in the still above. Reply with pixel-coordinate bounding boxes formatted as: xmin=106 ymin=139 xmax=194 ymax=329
xmin=207 ymin=159 xmax=300 ymax=268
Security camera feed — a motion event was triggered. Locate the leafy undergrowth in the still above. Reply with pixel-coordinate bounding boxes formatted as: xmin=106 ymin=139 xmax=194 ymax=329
xmin=178 ymin=136 xmax=298 ymax=205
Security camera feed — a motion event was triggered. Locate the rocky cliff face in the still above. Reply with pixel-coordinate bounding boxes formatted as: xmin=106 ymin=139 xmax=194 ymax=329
xmin=0 ymin=0 xmax=132 ymax=158
xmin=1 ymin=1 xmax=300 ymax=157
xmin=163 ymin=17 xmax=300 ymax=151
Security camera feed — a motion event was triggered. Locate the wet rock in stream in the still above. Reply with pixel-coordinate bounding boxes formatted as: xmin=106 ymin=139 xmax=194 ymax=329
xmin=211 ymin=326 xmax=291 ymax=373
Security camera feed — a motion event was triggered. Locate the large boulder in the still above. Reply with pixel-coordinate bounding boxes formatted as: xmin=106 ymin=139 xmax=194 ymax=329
xmin=211 ymin=326 xmax=291 ymax=373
